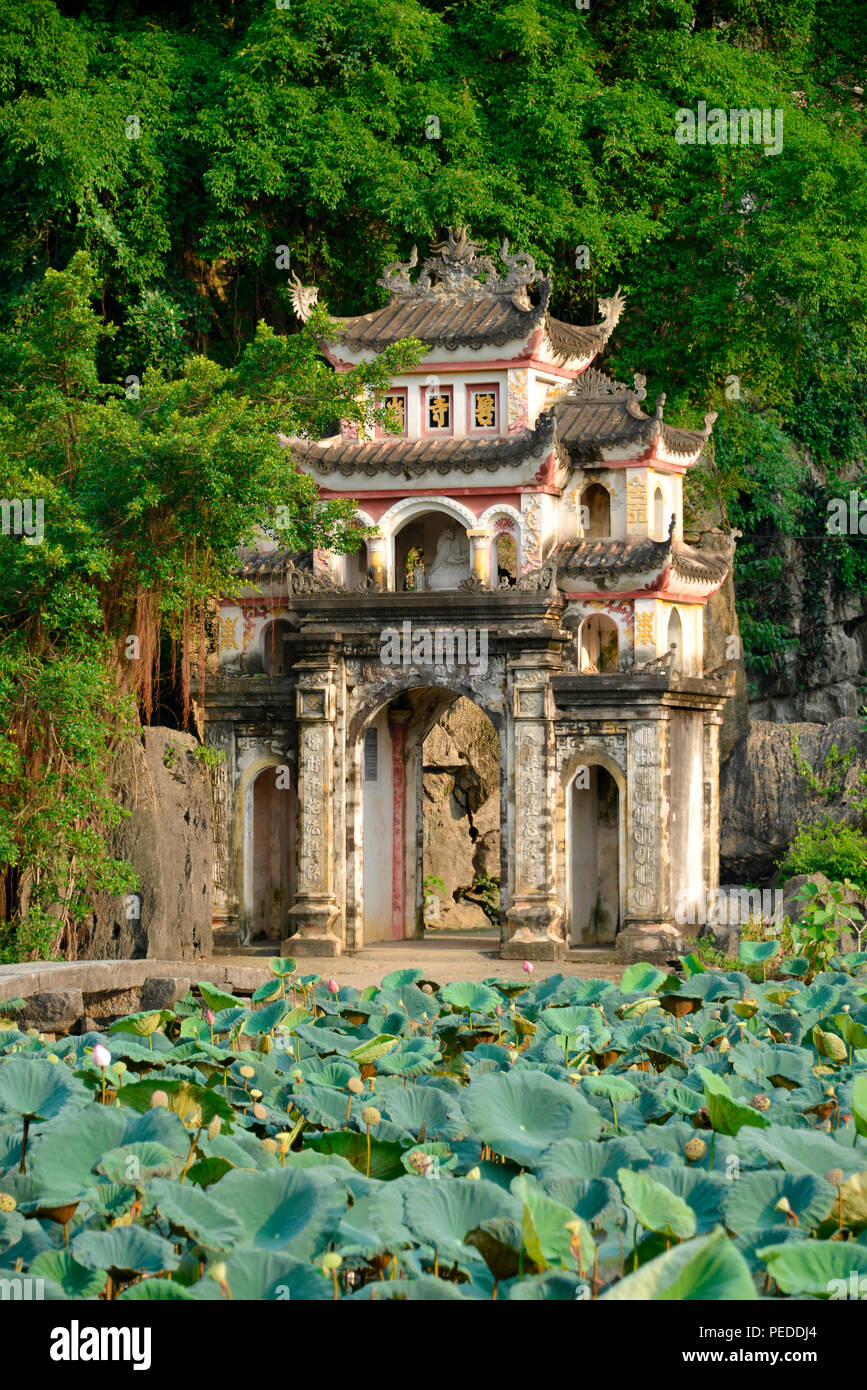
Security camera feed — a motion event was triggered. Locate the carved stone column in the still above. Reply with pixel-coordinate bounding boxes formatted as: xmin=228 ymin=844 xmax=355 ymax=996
xmin=615 ymin=718 xmax=681 ymax=962
xmin=368 ymin=536 xmax=386 ymax=589
xmin=283 ymin=669 xmax=342 ymax=955
xmin=467 ymin=528 xmax=492 ymax=586
xmin=501 ymin=672 xmax=565 ymax=959
xmin=702 ymin=714 xmax=722 ymax=901
xmin=205 ymin=723 xmax=235 ymax=938
xmin=389 ymin=708 xmax=412 ymax=941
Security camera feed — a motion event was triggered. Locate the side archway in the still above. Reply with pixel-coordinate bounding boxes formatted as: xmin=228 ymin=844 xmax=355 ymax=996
xmin=565 ymin=752 xmax=626 ymax=946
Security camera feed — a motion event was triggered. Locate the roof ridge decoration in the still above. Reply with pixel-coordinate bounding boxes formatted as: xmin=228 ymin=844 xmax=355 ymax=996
xmin=571 ymin=367 xmax=647 ymax=401
xmin=376 ymin=226 xmax=546 ymax=310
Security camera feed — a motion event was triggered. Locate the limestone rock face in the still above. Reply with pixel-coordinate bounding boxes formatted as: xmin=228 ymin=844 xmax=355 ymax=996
xmin=422 ymin=697 xmax=501 ymax=930
xmin=720 ymin=717 xmax=867 ymax=884
xmin=81 ymin=728 xmax=213 ymax=961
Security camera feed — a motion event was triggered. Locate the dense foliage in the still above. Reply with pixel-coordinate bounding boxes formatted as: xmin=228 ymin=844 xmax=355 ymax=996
xmin=1 ymin=960 xmax=867 ymax=1300
xmin=1 ymin=0 xmax=864 ymax=686
xmin=1 ymin=0 xmax=865 ymax=950
xmin=0 ymin=254 xmax=421 ymax=956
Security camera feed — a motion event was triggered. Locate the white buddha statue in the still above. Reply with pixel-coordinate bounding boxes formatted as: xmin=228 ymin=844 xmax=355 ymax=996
xmin=426 ymin=526 xmax=472 ymax=590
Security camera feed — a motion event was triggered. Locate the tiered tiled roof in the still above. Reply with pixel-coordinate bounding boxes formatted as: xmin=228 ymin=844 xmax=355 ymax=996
xmin=554 ymin=369 xmax=717 ymax=462
xmin=325 ymin=227 xmax=622 ymax=361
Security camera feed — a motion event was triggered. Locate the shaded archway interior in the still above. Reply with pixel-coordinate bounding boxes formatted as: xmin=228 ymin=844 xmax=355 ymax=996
xmin=360 ymin=686 xmax=500 ymax=945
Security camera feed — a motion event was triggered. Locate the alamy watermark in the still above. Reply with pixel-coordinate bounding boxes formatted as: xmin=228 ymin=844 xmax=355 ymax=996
xmin=674 ymin=886 xmax=784 ymax=928
xmin=1 ymin=498 xmax=44 ymax=545
xmin=675 ymin=102 xmax=783 ymax=157
xmin=827 ymin=491 xmax=867 ymax=535
xmin=380 ymin=621 xmax=488 ymax=677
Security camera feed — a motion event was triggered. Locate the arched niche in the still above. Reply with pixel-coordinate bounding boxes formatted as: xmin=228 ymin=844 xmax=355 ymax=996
xmin=235 ymin=758 xmax=297 ymax=944
xmin=567 ymin=758 xmax=623 ymax=945
xmin=581 ymin=483 xmax=611 ymax=539
xmin=261 ymin=620 xmax=293 ymax=677
xmin=393 ymin=510 xmax=472 ymax=591
xmin=653 ymin=486 xmax=666 ymax=541
xmin=667 ymin=608 xmax=683 ymax=672
xmin=493 ymin=531 xmax=517 ymax=586
xmin=579 ymin=614 xmax=619 ymax=673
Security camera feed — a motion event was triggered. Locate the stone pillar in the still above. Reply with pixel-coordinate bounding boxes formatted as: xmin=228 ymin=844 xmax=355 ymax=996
xmin=615 ymin=718 xmax=681 ymax=962
xmin=368 ymin=536 xmax=386 ymax=589
xmin=284 ymin=671 xmax=342 ymax=955
xmin=389 ymin=709 xmax=411 ymax=941
xmin=702 ymin=714 xmax=721 ymax=900
xmin=501 ymin=673 xmax=565 ymax=959
xmin=205 ymin=723 xmax=236 ymax=939
xmin=467 ymin=528 xmax=492 ymax=586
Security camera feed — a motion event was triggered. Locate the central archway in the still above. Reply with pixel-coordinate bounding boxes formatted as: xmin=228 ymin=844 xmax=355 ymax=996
xmin=348 ymin=686 xmax=503 ymax=947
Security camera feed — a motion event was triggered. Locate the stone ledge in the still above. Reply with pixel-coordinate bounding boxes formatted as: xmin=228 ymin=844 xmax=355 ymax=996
xmin=0 ymin=959 xmax=277 ymax=1008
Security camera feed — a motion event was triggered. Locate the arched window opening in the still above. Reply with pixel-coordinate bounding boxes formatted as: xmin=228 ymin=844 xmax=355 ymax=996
xmin=493 ymin=532 xmax=517 ymax=586
xmin=667 ymin=609 xmax=683 ymax=673
xmin=653 ymin=487 xmax=666 ymax=541
xmin=262 ymin=620 xmax=293 ymax=677
xmin=579 ymin=615 xmax=619 ymax=673
xmin=580 ymin=484 xmax=611 ymax=539
xmin=394 ymin=512 xmax=472 ymax=591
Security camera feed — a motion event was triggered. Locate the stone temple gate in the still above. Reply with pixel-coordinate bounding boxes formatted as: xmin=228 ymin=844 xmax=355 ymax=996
xmin=203 ymin=228 xmax=737 ymax=962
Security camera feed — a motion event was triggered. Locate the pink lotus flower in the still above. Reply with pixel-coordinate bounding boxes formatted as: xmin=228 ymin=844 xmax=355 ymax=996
xmin=203 ymin=1007 xmax=215 ymax=1025
xmin=328 ymin=978 xmax=339 ymax=995
xmin=522 ymin=961 xmax=534 ymax=975
xmin=93 ymin=1043 xmax=111 ymax=1069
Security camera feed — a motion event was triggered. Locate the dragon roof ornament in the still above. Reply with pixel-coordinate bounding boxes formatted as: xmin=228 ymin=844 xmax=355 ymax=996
xmin=376 ymin=226 xmax=546 ymax=309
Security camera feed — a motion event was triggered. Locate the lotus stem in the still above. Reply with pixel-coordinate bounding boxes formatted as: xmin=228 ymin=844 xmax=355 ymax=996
xmin=19 ymin=1117 xmax=29 ymax=1173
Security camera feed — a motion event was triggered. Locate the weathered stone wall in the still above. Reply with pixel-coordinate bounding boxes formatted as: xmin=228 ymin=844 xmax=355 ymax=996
xmin=81 ymin=728 xmax=213 ymax=961
xmin=720 ymin=716 xmax=867 ymax=884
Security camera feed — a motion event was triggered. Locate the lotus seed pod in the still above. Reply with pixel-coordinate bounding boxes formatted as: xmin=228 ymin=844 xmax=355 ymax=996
xmin=465 ymin=1167 xmax=481 ymax=1180
xmin=208 ymin=1262 xmax=227 ymax=1284
xmin=257 ymin=1034 xmax=274 ymax=1055
xmin=322 ymin=1252 xmax=342 ymax=1271
xmin=751 ymin=1094 xmax=771 ymax=1111
xmin=361 ymin=1106 xmax=381 ymax=1127
xmin=825 ymin=1168 xmax=845 ymax=1187
xmin=408 ymin=1151 xmax=433 ymax=1175
xmin=684 ymin=1137 xmax=707 ymax=1162
xmin=290 ymin=1068 xmax=303 ymax=1083
xmin=0 ymin=1194 xmax=16 ymax=1213
xmin=207 ymin=1116 xmax=222 ymax=1140
xmin=150 ymin=1089 xmax=170 ymax=1109
xmin=239 ymin=1065 xmax=255 ymax=1079
xmin=347 ymin=1077 xmax=364 ymax=1094
xmin=250 ymin=1088 xmax=263 ymax=1101
xmin=262 ymin=1137 xmax=278 ymax=1155
xmin=421 ymin=983 xmax=434 ymax=995
xmin=275 ymin=1132 xmax=292 ymax=1153
xmin=252 ymin=1102 xmax=267 ymax=1121
xmin=114 ymin=1061 xmax=127 ymax=1076
xmin=46 ymin=1053 xmax=60 ymax=1063
xmin=718 ymin=1037 xmax=730 ymax=1052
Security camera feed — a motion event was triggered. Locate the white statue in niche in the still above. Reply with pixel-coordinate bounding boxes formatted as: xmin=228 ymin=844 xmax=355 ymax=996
xmin=426 ymin=526 xmax=471 ymax=590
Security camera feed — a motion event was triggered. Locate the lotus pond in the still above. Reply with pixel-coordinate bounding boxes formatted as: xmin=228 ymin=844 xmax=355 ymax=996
xmin=1 ymin=956 xmax=867 ymax=1301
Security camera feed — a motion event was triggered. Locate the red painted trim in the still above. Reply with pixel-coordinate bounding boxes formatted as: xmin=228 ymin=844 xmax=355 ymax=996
xmin=390 ymin=720 xmax=407 ymax=941
xmin=562 ymin=589 xmax=710 ymax=605
xmin=320 ymin=342 xmax=581 ymax=378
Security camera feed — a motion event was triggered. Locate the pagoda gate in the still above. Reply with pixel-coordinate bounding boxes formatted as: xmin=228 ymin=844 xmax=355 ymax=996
xmin=203 ymin=229 xmax=736 ymax=963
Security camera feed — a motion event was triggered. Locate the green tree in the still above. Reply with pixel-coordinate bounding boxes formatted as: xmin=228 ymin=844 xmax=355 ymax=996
xmin=0 ymin=252 xmax=422 ymax=957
